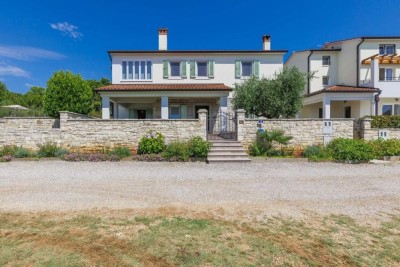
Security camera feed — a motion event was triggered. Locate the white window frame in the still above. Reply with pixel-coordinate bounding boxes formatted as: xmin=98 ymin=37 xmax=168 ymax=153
xmin=379 ymin=44 xmax=396 ymax=55
xmin=322 ymin=56 xmax=331 ymax=66
xmin=241 ymin=61 xmax=253 ymax=77
xmin=322 ymin=76 xmax=329 ymax=86
xmin=121 ymin=61 xmax=152 ymax=81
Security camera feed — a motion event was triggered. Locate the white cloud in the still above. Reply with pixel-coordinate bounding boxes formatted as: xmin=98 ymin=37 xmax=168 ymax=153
xmin=0 ymin=64 xmax=30 ymax=77
xmin=0 ymin=45 xmax=65 ymax=61
xmin=25 ymin=83 xmax=35 ymax=88
xmin=50 ymin=22 xmax=83 ymax=39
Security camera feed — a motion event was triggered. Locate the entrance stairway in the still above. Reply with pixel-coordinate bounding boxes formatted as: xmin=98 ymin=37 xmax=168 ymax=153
xmin=206 ymin=140 xmax=251 ymax=163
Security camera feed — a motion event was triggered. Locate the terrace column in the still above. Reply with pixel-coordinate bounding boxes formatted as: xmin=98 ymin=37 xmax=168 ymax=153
xmin=220 ymin=96 xmax=228 ymax=132
xmin=371 ymin=59 xmax=379 ymax=87
xmin=101 ymin=96 xmax=110 ymax=119
xmin=323 ymin=96 xmax=331 ymax=119
xmin=161 ymin=96 xmax=169 ymax=119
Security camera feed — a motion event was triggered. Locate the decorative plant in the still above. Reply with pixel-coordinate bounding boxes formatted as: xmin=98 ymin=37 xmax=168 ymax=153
xmin=138 ymin=131 xmax=165 ymax=154
xmin=327 ymin=138 xmax=375 ymax=163
xmin=248 ymin=129 xmax=293 ymax=156
xmin=187 ymin=137 xmax=211 ymax=158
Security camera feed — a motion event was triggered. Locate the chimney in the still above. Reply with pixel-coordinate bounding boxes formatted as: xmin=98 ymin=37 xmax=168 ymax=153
xmin=262 ymin=35 xmax=271 ymax=50
xmin=158 ymin=28 xmax=168 ymax=50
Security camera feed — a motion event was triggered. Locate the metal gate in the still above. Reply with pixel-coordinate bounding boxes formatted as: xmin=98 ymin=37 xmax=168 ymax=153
xmin=208 ymin=111 xmax=237 ymax=140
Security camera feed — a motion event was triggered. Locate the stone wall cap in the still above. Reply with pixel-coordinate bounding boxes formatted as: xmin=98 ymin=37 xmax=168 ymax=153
xmin=68 ymin=119 xmax=200 ymax=122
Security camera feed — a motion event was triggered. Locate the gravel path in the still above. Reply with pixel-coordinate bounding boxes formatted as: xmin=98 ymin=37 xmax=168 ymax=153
xmin=0 ymin=161 xmax=399 ymax=220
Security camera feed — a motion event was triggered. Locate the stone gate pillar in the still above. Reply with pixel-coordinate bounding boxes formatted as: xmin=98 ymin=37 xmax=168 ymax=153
xmin=236 ymin=109 xmax=245 ymax=142
xmin=198 ymin=109 xmax=208 ymax=140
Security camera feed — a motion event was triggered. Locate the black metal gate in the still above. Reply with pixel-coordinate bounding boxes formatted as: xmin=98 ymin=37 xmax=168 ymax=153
xmin=208 ymin=111 xmax=237 ymax=140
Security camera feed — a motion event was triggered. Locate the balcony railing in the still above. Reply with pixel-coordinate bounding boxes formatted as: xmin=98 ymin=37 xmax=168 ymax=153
xmin=379 ymin=77 xmax=400 ymax=82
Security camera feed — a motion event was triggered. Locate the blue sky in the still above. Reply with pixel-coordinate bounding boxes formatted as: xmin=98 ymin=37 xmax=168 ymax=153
xmin=0 ymin=0 xmax=399 ymax=93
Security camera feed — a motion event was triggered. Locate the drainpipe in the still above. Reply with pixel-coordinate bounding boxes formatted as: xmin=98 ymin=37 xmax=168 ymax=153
xmin=374 ymin=89 xmax=382 ymax=116
xmin=307 ymin=51 xmax=314 ymax=94
xmin=356 ymin=38 xmax=365 ymax=87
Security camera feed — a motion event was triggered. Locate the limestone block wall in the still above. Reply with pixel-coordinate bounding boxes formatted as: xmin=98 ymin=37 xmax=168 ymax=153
xmin=360 ymin=119 xmax=400 ymax=140
xmin=239 ymin=117 xmax=355 ymax=147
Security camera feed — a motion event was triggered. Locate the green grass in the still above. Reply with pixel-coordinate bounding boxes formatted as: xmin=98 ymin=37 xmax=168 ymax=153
xmin=0 ymin=212 xmax=399 ymax=266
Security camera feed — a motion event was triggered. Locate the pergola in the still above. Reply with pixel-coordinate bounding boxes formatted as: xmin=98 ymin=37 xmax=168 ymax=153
xmin=362 ymin=54 xmax=400 ymax=65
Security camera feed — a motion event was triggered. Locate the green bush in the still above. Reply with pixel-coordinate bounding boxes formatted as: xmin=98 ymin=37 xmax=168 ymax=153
xmin=37 ymin=142 xmax=67 ymax=157
xmin=0 ymin=146 xmax=17 ymax=157
xmin=138 ymin=131 xmax=165 ymax=154
xmin=303 ymin=145 xmax=332 ymax=160
xmin=13 ymin=147 xmax=31 ymax=158
xmin=187 ymin=137 xmax=211 ymax=157
xmin=370 ymin=115 xmax=400 ymax=128
xmin=54 ymin=148 xmax=69 ymax=157
xmin=162 ymin=141 xmax=190 ymax=161
xmin=369 ymin=139 xmax=400 ymax=157
xmin=327 ymin=138 xmax=375 ymax=162
xmin=108 ymin=147 xmax=132 ymax=158
xmin=248 ymin=129 xmax=293 ymax=157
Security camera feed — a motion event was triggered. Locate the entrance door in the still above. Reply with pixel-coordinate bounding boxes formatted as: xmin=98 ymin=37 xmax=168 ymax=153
xmin=344 ymin=106 xmax=351 ymax=118
xmin=195 ymin=105 xmax=210 ymax=131
xmin=137 ymin=109 xmax=146 ymax=119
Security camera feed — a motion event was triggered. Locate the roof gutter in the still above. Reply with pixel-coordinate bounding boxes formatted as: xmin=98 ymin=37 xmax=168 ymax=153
xmin=307 ymin=51 xmax=314 ymax=94
xmin=356 ymin=38 xmax=365 ymax=87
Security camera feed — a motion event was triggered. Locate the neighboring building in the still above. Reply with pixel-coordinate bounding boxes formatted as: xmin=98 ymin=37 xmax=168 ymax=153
xmin=96 ymin=29 xmax=287 ymax=125
xmin=285 ymin=37 xmax=400 ymax=119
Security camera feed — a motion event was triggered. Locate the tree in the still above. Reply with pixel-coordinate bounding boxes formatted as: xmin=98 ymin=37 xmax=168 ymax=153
xmin=25 ymin=86 xmax=45 ymax=109
xmin=232 ymin=67 xmax=307 ymax=118
xmin=86 ymin=77 xmax=110 ymax=113
xmin=0 ymin=81 xmax=8 ymax=105
xmin=43 ymin=71 xmax=93 ymax=118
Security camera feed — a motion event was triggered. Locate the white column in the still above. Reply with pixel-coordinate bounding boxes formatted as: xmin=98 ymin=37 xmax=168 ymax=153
xmin=161 ymin=96 xmax=169 ymax=119
xmin=371 ymin=59 xmax=379 ymax=87
xmin=113 ymin=102 xmax=118 ymax=119
xmin=220 ymin=96 xmax=228 ymax=132
xmin=323 ymin=96 xmax=331 ymax=119
xmin=101 ymin=96 xmax=110 ymax=119
xmin=371 ymin=99 xmax=376 ymax=116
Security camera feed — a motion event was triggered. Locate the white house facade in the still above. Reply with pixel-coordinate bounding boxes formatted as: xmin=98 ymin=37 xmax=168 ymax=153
xmin=285 ymin=37 xmax=400 ymax=119
xmin=97 ymin=29 xmax=287 ymax=128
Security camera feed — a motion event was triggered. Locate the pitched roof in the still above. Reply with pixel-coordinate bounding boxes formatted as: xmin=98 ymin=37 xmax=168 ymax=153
xmin=108 ymin=50 xmax=288 ymax=54
xmin=362 ymin=54 xmax=400 ymax=64
xmin=305 ymin=85 xmax=379 ymax=97
xmin=323 ymin=36 xmax=400 ymax=48
xmin=96 ymin=83 xmax=232 ymax=92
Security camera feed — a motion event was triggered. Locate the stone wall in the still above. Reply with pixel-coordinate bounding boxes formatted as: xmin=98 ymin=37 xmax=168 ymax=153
xmin=360 ymin=118 xmax=400 ymax=140
xmin=236 ymin=110 xmax=355 ymax=147
xmin=0 ymin=111 xmax=207 ymax=152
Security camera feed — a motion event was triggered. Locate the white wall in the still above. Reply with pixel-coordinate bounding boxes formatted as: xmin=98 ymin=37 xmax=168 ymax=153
xmin=285 ymin=51 xmax=309 ymax=94
xmin=309 ymin=52 xmax=339 ymax=93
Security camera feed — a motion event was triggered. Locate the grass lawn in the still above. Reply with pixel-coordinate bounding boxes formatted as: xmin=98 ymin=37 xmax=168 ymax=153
xmin=0 ymin=212 xmax=399 ymax=266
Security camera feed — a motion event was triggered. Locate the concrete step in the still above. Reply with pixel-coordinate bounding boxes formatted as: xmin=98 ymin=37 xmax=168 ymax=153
xmin=207 ymin=158 xmax=251 ymax=163
xmin=208 ymin=151 xmax=249 ymax=156
xmin=207 ymin=140 xmax=250 ymax=163
xmin=209 ymin=142 xmax=243 ymax=147
xmin=209 ymin=148 xmax=247 ymax=152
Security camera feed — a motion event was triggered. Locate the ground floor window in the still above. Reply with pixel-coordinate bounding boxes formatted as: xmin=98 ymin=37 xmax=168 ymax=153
xmin=128 ymin=108 xmax=153 ymax=119
xmin=382 ymin=104 xmax=400 ymax=115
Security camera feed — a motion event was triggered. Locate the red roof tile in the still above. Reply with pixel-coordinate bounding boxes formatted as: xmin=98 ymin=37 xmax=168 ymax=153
xmin=306 ymin=85 xmax=379 ymax=97
xmin=96 ymin=83 xmax=232 ymax=91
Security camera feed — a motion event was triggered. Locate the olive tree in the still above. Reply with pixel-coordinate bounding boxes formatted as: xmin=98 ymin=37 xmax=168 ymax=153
xmin=43 ymin=71 xmax=92 ymax=118
xmin=232 ymin=67 xmax=307 ymax=118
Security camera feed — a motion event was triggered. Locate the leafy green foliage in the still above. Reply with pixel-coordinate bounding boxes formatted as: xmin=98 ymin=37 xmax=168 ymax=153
xmin=327 ymin=138 xmax=375 ymax=162
xmin=233 ymin=67 xmax=306 ymax=118
xmin=162 ymin=141 xmax=190 ymax=161
xmin=43 ymin=71 xmax=93 ymax=118
xmin=370 ymin=115 xmax=400 ymax=128
xmin=25 ymin=86 xmax=45 ymax=109
xmin=369 ymin=139 xmax=400 ymax=157
xmin=248 ymin=129 xmax=293 ymax=156
xmin=303 ymin=145 xmax=332 ymax=160
xmin=138 ymin=131 xmax=166 ymax=154
xmin=13 ymin=147 xmax=31 ymax=158
xmin=86 ymin=77 xmax=110 ymax=117
xmin=107 ymin=147 xmax=132 ymax=158
xmin=37 ymin=142 xmax=67 ymax=158
xmin=0 ymin=146 xmax=17 ymax=157
xmin=187 ymin=136 xmax=211 ymax=157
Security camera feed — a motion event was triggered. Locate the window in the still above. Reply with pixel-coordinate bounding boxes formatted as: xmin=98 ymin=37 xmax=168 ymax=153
xmin=170 ymin=62 xmax=180 ymax=77
xmin=121 ymin=61 xmax=152 ymax=80
xmin=322 ymin=76 xmax=329 ymax=85
xmin=379 ymin=44 xmax=396 ymax=55
xmin=242 ymin=61 xmax=253 ymax=76
xmin=395 ymin=104 xmax=400 ymax=115
xmin=344 ymin=106 xmax=351 ymax=118
xmin=382 ymin=105 xmax=392 ymax=115
xmin=197 ymin=62 xmax=208 ymax=77
xmin=322 ymin=56 xmax=331 ymax=66
xmin=169 ymin=106 xmax=181 ymax=119
xmin=379 ymin=68 xmax=394 ymax=81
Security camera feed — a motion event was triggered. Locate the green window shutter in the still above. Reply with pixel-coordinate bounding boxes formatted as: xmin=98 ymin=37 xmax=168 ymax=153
xmin=163 ymin=60 xmax=169 ymax=78
xmin=208 ymin=60 xmax=215 ymax=78
xmin=181 ymin=61 xmax=187 ymax=78
xmin=180 ymin=105 xmax=187 ymax=119
xmin=235 ymin=60 xmax=241 ymax=78
xmin=129 ymin=109 xmax=134 ymax=119
xmin=253 ymin=60 xmax=260 ymax=78
xmin=190 ymin=61 xmax=196 ymax=78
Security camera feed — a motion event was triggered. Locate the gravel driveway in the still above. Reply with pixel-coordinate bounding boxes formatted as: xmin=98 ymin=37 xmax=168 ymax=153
xmin=0 ymin=161 xmax=399 ymax=220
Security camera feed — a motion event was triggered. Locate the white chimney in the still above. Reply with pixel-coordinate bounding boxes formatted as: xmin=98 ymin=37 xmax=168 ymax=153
xmin=262 ymin=35 xmax=271 ymax=50
xmin=158 ymin=28 xmax=168 ymax=50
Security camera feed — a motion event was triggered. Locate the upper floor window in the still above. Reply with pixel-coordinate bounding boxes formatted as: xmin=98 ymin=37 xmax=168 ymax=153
xmin=322 ymin=76 xmax=329 ymax=85
xmin=379 ymin=44 xmax=396 ymax=55
xmin=170 ymin=62 xmax=181 ymax=77
xmin=322 ymin=56 xmax=331 ymax=66
xmin=122 ymin=61 xmax=152 ymax=80
xmin=241 ymin=62 xmax=253 ymax=77
xmin=197 ymin=62 xmax=208 ymax=77
xmin=235 ymin=60 xmax=259 ymax=78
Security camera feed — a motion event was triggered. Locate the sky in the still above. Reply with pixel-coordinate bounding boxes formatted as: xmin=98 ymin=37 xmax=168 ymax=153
xmin=0 ymin=0 xmax=399 ymax=94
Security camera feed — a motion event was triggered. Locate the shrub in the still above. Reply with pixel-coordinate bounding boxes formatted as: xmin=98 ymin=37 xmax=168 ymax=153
xmin=13 ymin=147 xmax=31 ymax=158
xmin=108 ymin=147 xmax=132 ymax=158
xmin=132 ymin=153 xmax=165 ymax=162
xmin=0 ymin=155 xmax=12 ymax=162
xmin=162 ymin=141 xmax=190 ymax=161
xmin=248 ymin=129 xmax=293 ymax=157
xmin=63 ymin=153 xmax=86 ymax=162
xmin=37 ymin=142 xmax=58 ymax=157
xmin=138 ymin=131 xmax=165 ymax=154
xmin=370 ymin=115 xmax=400 ymax=128
xmin=63 ymin=153 xmax=120 ymax=162
xmin=303 ymin=145 xmax=332 ymax=160
xmin=369 ymin=139 xmax=400 ymax=157
xmin=0 ymin=146 xmax=17 ymax=157
xmin=327 ymin=138 xmax=375 ymax=162
xmin=54 ymin=148 xmax=69 ymax=157
xmin=187 ymin=137 xmax=211 ymax=158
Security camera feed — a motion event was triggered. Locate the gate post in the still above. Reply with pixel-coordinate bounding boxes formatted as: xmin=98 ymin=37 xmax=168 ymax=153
xmin=198 ymin=109 xmax=208 ymax=140
xmin=236 ymin=109 xmax=245 ymax=142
